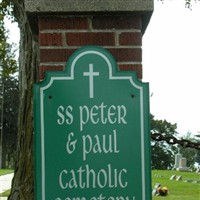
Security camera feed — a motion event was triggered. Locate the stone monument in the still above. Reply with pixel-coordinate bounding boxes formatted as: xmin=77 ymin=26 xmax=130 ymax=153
xmin=174 ymin=149 xmax=182 ymax=169
xmin=174 ymin=149 xmax=189 ymax=171
xmin=177 ymin=157 xmax=189 ymax=171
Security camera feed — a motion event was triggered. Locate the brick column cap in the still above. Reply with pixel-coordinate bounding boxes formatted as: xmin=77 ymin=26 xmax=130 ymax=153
xmin=25 ymin=0 xmax=153 ymax=13
xmin=25 ymin=0 xmax=153 ymax=34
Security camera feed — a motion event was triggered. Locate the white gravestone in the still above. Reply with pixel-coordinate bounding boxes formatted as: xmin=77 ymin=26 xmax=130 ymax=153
xmin=177 ymin=157 xmax=189 ymax=171
xmin=174 ymin=153 xmax=182 ymax=169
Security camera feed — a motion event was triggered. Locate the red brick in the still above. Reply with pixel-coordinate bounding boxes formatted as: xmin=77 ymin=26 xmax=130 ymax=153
xmin=40 ymin=33 xmax=63 ymax=46
xmin=39 ymin=16 xmax=89 ymax=30
xmin=119 ymin=64 xmax=142 ymax=79
xmin=39 ymin=65 xmax=64 ymax=80
xmin=119 ymin=32 xmax=142 ymax=46
xmin=40 ymin=49 xmax=75 ymax=62
xmin=92 ymin=15 xmax=142 ymax=30
xmin=108 ymin=48 xmax=142 ymax=62
xmin=66 ymin=32 xmax=115 ymax=46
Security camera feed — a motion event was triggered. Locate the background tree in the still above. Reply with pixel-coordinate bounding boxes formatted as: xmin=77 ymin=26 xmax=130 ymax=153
xmin=178 ymin=132 xmax=200 ymax=169
xmin=0 ymin=0 xmax=18 ymax=169
xmin=151 ymin=115 xmax=178 ymax=169
xmin=1 ymin=75 xmax=19 ymax=168
xmin=195 ymin=134 xmax=200 ymax=165
xmin=0 ymin=0 xmax=17 ymax=76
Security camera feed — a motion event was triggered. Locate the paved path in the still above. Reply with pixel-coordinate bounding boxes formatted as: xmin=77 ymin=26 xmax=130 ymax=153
xmin=0 ymin=173 xmax=14 ymax=200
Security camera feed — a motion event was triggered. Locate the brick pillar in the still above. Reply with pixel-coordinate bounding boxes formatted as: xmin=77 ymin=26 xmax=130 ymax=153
xmin=24 ymin=0 xmax=153 ymax=81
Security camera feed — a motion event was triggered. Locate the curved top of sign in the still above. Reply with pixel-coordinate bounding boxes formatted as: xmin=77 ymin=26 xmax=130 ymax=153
xmin=34 ymin=45 xmax=151 ymax=200
xmin=39 ymin=46 xmax=147 ymax=91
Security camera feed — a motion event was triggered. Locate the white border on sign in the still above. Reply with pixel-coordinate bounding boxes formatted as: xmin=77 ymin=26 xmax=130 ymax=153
xmin=40 ymin=50 xmax=146 ymax=200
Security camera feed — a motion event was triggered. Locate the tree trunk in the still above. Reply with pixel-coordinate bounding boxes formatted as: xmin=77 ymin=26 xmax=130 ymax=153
xmin=8 ymin=0 xmax=38 ymax=199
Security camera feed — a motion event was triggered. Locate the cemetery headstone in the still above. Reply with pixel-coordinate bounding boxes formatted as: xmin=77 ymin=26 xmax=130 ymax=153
xmin=177 ymin=157 xmax=189 ymax=171
xmin=195 ymin=166 xmax=200 ymax=173
xmin=152 ymin=183 xmax=161 ymax=196
xmin=169 ymin=175 xmax=176 ymax=180
xmin=192 ymin=180 xmax=200 ymax=184
xmin=176 ymin=175 xmax=182 ymax=181
xmin=173 ymin=149 xmax=189 ymax=171
xmin=174 ymin=150 xmax=182 ymax=169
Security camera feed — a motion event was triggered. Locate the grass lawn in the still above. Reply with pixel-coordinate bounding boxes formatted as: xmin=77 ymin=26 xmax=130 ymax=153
xmin=0 ymin=189 xmax=10 ymax=197
xmin=0 ymin=169 xmax=14 ymax=176
xmin=152 ymin=170 xmax=200 ymax=200
xmin=0 ymin=169 xmax=199 ymax=199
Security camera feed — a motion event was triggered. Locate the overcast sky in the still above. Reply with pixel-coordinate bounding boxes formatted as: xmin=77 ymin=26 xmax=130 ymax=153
xmin=143 ymin=0 xmax=200 ymax=136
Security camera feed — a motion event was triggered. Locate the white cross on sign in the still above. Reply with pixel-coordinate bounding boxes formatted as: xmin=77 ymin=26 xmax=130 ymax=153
xmin=83 ymin=64 xmax=100 ymax=98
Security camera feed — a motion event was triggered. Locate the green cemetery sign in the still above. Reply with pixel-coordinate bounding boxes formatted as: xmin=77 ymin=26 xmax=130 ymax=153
xmin=34 ymin=46 xmax=151 ymax=200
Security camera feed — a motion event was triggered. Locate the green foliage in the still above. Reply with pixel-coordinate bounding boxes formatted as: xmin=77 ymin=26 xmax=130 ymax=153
xmin=151 ymin=116 xmax=177 ymax=137
xmin=179 ymin=132 xmax=200 ymax=167
xmin=151 ymin=115 xmax=177 ymax=170
xmin=0 ymin=0 xmax=14 ymax=21
xmin=0 ymin=0 xmax=17 ymax=77
xmin=0 ymin=75 xmax=19 ymax=168
xmin=151 ymin=142 xmax=174 ymax=169
xmin=151 ymin=116 xmax=199 ymax=169
xmin=2 ymin=75 xmax=19 ymax=125
xmin=180 ymin=147 xmax=199 ymax=168
xmin=185 ymin=0 xmax=200 ymax=9
xmin=0 ymin=0 xmax=18 ymax=167
xmin=0 ymin=41 xmax=18 ymax=76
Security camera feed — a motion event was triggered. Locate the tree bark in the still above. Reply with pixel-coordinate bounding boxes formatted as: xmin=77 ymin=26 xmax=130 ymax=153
xmin=8 ymin=0 xmax=38 ymax=199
